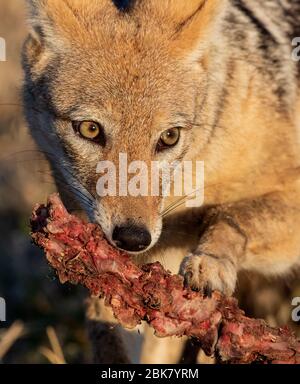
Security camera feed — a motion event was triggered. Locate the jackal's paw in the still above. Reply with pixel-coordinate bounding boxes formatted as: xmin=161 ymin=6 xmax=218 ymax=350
xmin=180 ymin=253 xmax=237 ymax=296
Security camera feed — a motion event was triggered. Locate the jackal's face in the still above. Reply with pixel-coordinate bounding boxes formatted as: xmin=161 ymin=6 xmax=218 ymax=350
xmin=23 ymin=0 xmax=224 ymax=253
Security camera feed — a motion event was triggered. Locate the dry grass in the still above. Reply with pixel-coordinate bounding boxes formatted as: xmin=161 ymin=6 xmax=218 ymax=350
xmin=0 ymin=321 xmax=26 ymax=361
xmin=40 ymin=327 xmax=67 ymax=364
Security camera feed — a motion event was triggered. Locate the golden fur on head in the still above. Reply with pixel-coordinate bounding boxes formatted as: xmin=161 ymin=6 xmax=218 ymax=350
xmin=25 ymin=0 xmax=226 ymax=55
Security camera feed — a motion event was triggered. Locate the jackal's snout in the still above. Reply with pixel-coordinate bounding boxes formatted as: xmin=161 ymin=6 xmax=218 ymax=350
xmin=112 ymin=222 xmax=152 ymax=252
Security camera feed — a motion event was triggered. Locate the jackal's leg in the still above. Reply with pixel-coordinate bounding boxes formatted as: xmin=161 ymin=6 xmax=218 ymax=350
xmin=140 ymin=327 xmax=186 ymax=364
xmin=86 ymin=320 xmax=131 ymax=364
xmin=181 ymin=190 xmax=300 ymax=295
xmin=86 ymin=297 xmax=149 ymax=364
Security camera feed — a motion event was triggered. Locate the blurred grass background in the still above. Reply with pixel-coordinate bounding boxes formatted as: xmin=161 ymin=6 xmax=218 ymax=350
xmin=0 ymin=0 xmax=299 ymax=364
xmin=0 ymin=0 xmax=90 ymax=364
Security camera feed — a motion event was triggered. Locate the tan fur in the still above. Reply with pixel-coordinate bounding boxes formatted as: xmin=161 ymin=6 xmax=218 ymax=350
xmin=23 ymin=0 xmax=300 ymax=363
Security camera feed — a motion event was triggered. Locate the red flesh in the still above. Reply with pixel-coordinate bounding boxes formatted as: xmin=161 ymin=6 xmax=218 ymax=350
xmin=30 ymin=194 xmax=300 ymax=364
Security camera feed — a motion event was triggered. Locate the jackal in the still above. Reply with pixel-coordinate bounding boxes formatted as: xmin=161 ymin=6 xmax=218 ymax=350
xmin=23 ymin=0 xmax=300 ymax=363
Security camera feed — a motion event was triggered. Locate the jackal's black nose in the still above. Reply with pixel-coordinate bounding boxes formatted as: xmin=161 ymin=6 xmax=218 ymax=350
xmin=112 ymin=224 xmax=152 ymax=252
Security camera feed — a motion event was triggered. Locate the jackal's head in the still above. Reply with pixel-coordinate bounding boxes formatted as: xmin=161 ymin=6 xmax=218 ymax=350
xmin=23 ymin=0 xmax=225 ymax=253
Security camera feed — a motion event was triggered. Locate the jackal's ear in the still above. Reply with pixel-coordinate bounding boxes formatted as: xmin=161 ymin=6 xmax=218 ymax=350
xmin=25 ymin=0 xmax=70 ymax=51
xmin=24 ymin=0 xmax=112 ymax=54
xmin=160 ymin=0 xmax=226 ymax=59
xmin=24 ymin=0 xmax=75 ymax=68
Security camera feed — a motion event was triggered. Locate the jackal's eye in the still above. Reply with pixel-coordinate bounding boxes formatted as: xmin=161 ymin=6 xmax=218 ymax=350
xmin=72 ymin=121 xmax=106 ymax=146
xmin=156 ymin=128 xmax=180 ymax=152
